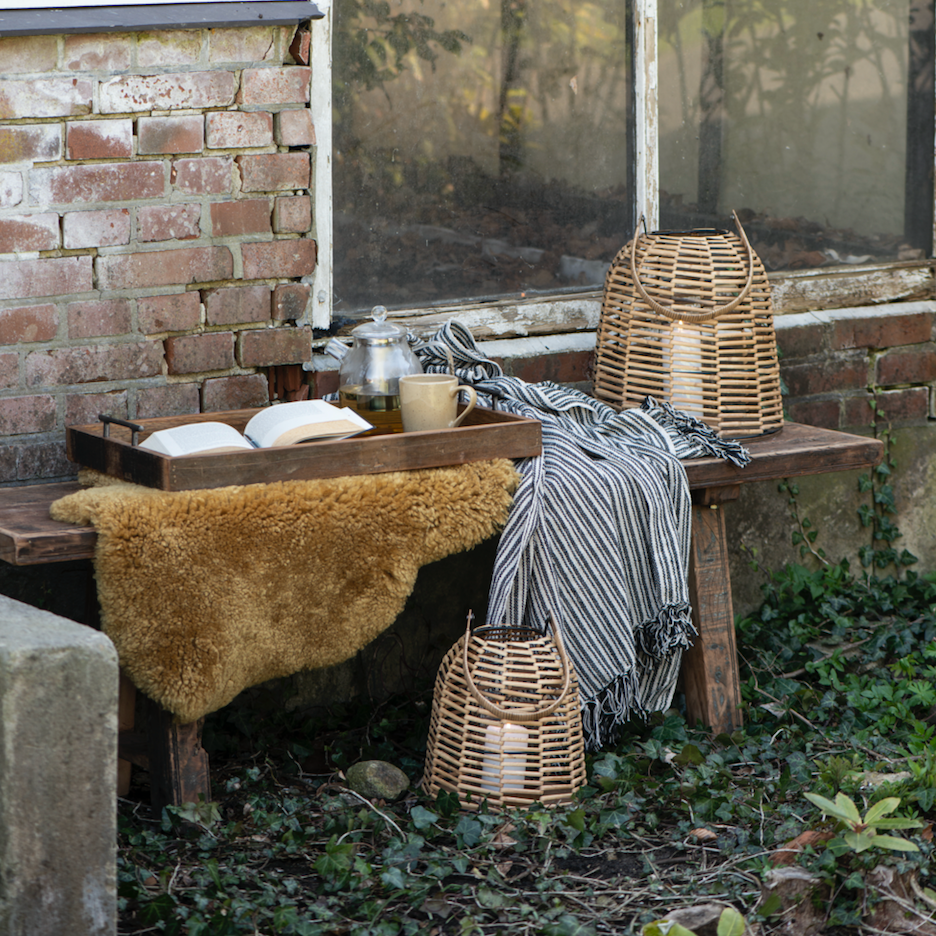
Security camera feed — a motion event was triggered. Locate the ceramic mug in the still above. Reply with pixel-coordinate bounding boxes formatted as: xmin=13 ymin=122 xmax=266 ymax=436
xmin=399 ymin=374 xmax=478 ymax=431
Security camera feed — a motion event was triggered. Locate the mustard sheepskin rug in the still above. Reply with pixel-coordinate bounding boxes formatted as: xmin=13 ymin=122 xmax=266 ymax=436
xmin=50 ymin=460 xmax=519 ymax=724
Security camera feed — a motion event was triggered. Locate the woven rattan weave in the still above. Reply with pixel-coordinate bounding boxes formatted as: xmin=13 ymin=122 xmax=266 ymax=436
xmin=593 ymin=213 xmax=784 ymax=438
xmin=423 ymin=614 xmax=587 ymax=810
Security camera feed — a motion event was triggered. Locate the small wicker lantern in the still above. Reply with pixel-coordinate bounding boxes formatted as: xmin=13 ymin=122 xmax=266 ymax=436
xmin=423 ymin=613 xmax=586 ymax=811
xmin=593 ymin=213 xmax=784 ymax=438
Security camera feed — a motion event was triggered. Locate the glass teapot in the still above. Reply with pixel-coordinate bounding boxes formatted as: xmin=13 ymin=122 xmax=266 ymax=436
xmin=324 ymin=306 xmax=423 ymax=434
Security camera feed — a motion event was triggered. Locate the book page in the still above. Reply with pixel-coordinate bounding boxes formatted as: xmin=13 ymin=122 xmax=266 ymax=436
xmin=244 ymin=400 xmax=373 ymax=448
xmin=139 ymin=422 xmax=254 ymax=457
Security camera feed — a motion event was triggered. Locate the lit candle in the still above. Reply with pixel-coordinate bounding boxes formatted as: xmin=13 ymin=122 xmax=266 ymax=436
xmin=480 ymin=722 xmax=529 ymax=792
xmin=672 ymin=320 xmax=704 ymax=416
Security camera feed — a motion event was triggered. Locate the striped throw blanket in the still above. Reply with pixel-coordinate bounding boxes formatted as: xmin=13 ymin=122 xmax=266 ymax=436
xmin=414 ymin=322 xmax=750 ymax=749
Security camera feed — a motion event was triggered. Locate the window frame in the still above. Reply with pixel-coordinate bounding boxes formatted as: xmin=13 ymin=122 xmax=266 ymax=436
xmin=312 ymin=0 xmax=936 ymax=336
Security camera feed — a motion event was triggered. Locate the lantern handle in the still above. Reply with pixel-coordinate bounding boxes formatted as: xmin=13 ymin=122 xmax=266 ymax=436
xmin=462 ymin=612 xmax=573 ymax=722
xmin=629 ymin=210 xmax=756 ymax=323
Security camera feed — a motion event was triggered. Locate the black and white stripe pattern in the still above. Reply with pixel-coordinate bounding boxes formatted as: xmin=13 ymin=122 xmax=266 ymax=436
xmin=415 ymin=321 xmax=750 ymax=749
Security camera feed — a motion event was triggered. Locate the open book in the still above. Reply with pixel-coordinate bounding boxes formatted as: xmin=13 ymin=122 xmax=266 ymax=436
xmin=138 ymin=400 xmax=373 ymax=456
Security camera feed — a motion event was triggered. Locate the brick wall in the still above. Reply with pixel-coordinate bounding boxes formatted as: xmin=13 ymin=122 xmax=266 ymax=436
xmin=0 ymin=24 xmax=315 ymax=484
xmin=775 ymin=303 xmax=936 ymax=430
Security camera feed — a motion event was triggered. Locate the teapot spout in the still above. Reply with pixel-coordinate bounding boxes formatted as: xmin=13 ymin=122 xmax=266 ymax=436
xmin=324 ymin=337 xmax=349 ymax=362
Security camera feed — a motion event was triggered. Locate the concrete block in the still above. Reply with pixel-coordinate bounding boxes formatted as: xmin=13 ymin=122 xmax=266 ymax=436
xmin=0 ymin=595 xmax=118 ymax=936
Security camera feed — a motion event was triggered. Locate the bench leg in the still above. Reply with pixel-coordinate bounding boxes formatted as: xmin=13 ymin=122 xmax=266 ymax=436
xmin=683 ymin=498 xmax=743 ymax=735
xmin=145 ymin=697 xmax=211 ymax=815
xmin=117 ymin=670 xmax=136 ymax=796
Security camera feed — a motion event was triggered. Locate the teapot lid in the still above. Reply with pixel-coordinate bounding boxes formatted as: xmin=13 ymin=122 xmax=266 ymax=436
xmin=351 ymin=306 xmax=406 ymax=343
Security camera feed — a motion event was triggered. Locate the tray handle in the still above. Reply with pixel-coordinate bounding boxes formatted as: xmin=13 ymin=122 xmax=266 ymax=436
xmin=99 ymin=414 xmax=145 ymax=446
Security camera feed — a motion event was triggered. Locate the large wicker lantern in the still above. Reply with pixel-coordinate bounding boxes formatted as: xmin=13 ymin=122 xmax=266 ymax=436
xmin=593 ymin=213 xmax=784 ymax=438
xmin=423 ymin=614 xmax=587 ymax=811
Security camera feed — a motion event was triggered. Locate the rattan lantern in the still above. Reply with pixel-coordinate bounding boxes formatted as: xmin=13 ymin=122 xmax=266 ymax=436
xmin=593 ymin=213 xmax=784 ymax=438
xmin=423 ymin=614 xmax=587 ymax=811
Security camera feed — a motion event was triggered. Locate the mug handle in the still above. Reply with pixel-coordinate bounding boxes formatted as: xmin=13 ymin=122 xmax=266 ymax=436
xmin=451 ymin=386 xmax=477 ymax=427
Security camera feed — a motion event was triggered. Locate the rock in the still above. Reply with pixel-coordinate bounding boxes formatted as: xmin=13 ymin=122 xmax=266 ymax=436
xmin=762 ymin=866 xmax=829 ymax=936
xmin=345 ymin=760 xmax=410 ymax=801
xmin=661 ymin=903 xmax=728 ymax=936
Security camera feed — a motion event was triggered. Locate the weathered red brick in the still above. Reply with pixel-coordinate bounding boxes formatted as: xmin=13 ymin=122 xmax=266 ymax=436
xmin=875 ymin=347 xmax=936 ymax=387
xmin=30 ymin=162 xmax=164 ymax=206
xmin=833 ymin=312 xmax=935 ymax=351
xmin=63 ymin=208 xmax=131 ymax=249
xmin=138 ymin=203 xmax=201 ymax=242
xmin=209 ymin=26 xmax=280 ymax=64
xmin=785 ymin=397 xmax=841 ymax=430
xmin=203 ymin=285 xmax=271 ymax=325
xmin=138 ymin=115 xmax=204 ymax=155
xmin=96 ymin=246 xmax=233 ymax=290
xmin=288 ymin=28 xmax=311 ymax=65
xmin=136 ymin=382 xmax=201 ymax=418
xmin=238 ymin=325 xmax=311 ymax=367
xmin=242 ymin=238 xmax=316 ymax=279
xmin=172 ymin=156 xmax=233 ymax=195
xmin=210 ymin=198 xmax=271 ymax=236
xmin=67 ymin=299 xmax=132 ymax=339
xmin=0 ymin=36 xmax=58 ymax=74
xmin=0 ymin=79 xmax=92 ymax=120
xmin=237 ymin=152 xmax=309 ymax=191
xmin=137 ymin=291 xmax=202 ymax=334
xmin=873 ymin=387 xmax=930 ymax=424
xmin=500 ymin=348 xmax=594 ymax=386
xmin=202 ymin=374 xmax=269 ymax=411
xmin=0 ymin=213 xmax=60 ymax=253
xmin=309 ymin=368 xmax=339 ymax=399
xmin=776 ymin=322 xmax=829 ymax=360
xmin=0 ymin=304 xmax=57 ymax=345
xmin=0 ymin=172 xmax=23 ymax=208
xmin=0 ymin=445 xmax=17 ymax=482
xmin=64 ymin=33 xmax=132 ymax=71
xmin=138 ymin=31 xmax=202 ymax=68
xmin=843 ymin=393 xmax=874 ymax=429
xmin=272 ymin=283 xmax=310 ymax=321
xmin=0 ymin=395 xmax=57 ymax=435
xmin=99 ymin=72 xmax=238 ymax=113
xmin=275 ymin=109 xmax=315 ymax=147
xmin=0 ymin=125 xmax=61 ymax=165
xmin=14 ymin=440 xmax=75 ymax=482
xmin=65 ymin=391 xmax=129 ymax=428
xmin=26 ymin=341 xmax=163 ymax=386
xmin=165 ymin=331 xmax=235 ymax=374
xmin=0 ymin=353 xmax=18 ymax=389
xmin=66 ymin=119 xmax=133 ymax=160
xmin=238 ymin=67 xmax=310 ymax=105
xmin=272 ymin=195 xmax=310 ymax=234
xmin=783 ymin=356 xmax=869 ymax=397
xmin=206 ymin=110 xmax=273 ymax=148
xmin=0 ymin=256 xmax=92 ymax=300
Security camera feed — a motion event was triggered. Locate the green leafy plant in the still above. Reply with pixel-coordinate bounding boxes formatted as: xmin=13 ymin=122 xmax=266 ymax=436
xmin=803 ymin=792 xmax=923 ymax=854
xmin=642 ymin=906 xmax=747 ymax=936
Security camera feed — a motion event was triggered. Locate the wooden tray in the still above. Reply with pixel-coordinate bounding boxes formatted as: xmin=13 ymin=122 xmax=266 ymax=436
xmin=66 ymin=405 xmax=541 ymax=491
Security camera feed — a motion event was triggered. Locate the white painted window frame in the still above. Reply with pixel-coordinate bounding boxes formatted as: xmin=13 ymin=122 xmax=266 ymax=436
xmin=310 ymin=0 xmax=936 ymax=337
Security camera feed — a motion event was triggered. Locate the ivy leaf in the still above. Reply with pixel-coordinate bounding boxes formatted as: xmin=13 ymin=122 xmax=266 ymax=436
xmin=410 ymin=805 xmax=439 ymax=830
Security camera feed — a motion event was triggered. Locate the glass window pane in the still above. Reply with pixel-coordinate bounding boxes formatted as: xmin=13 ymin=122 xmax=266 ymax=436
xmin=333 ymin=0 xmax=632 ymax=313
xmin=658 ymin=0 xmax=934 ymax=271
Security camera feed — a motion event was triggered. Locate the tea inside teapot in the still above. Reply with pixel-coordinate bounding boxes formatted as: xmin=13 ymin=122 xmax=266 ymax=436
xmin=326 ymin=306 xmax=423 ymax=434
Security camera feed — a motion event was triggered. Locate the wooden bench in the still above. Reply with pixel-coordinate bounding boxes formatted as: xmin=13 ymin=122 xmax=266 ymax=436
xmin=0 ymin=421 xmax=882 ymax=812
